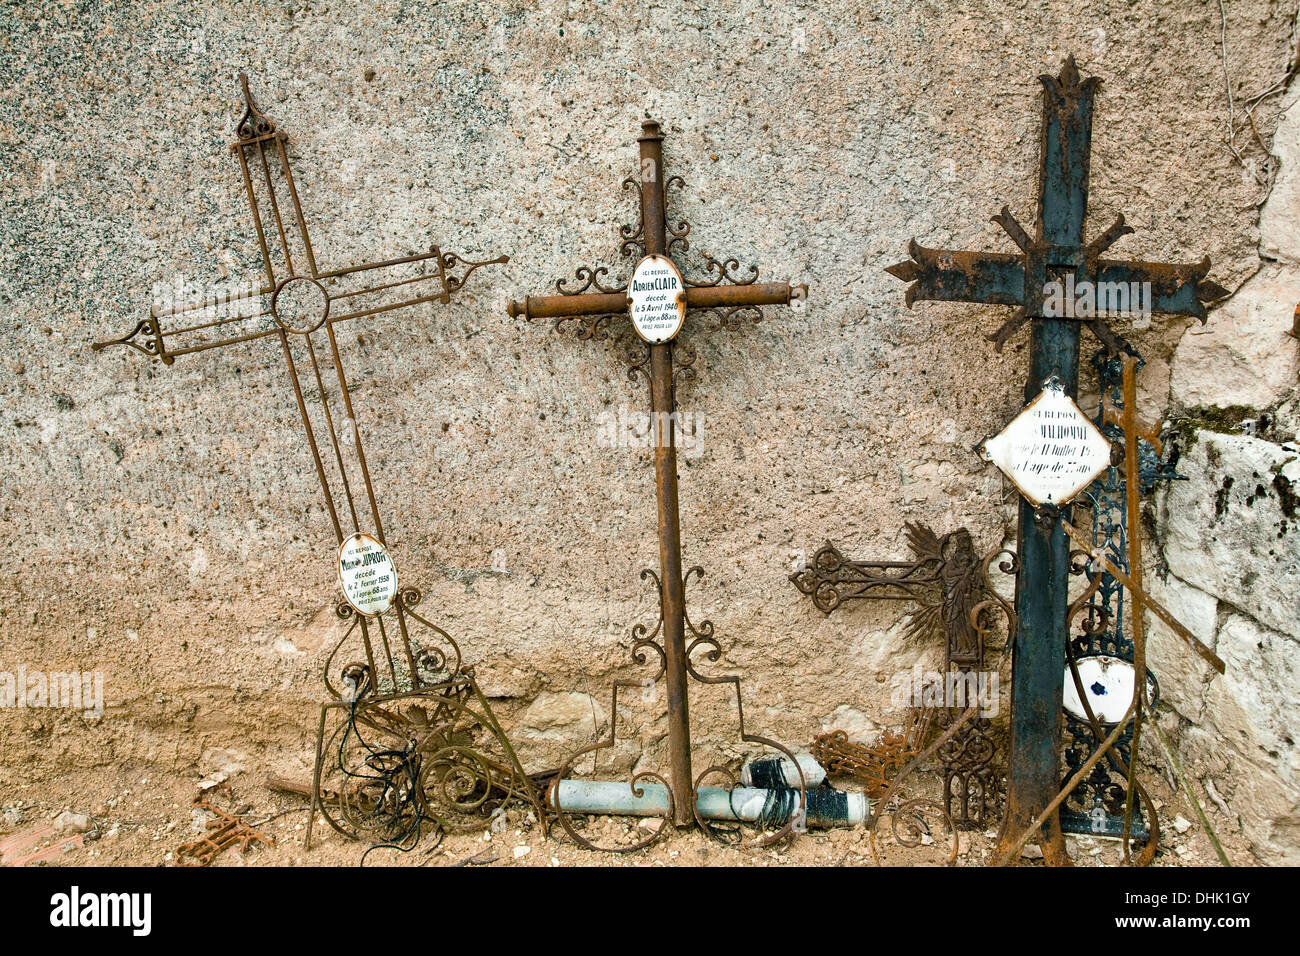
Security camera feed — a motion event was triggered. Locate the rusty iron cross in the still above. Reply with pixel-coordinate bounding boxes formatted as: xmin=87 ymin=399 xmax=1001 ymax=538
xmin=92 ymin=75 xmax=547 ymax=854
xmin=886 ymin=58 xmax=1226 ymax=355
xmin=93 ymin=74 xmax=506 ymax=693
xmin=791 ymin=524 xmax=1009 ymax=828
xmin=885 ymin=57 xmax=1226 ymax=865
xmin=792 ymin=524 xmax=990 ymax=671
xmin=508 ymin=120 xmax=807 ymax=841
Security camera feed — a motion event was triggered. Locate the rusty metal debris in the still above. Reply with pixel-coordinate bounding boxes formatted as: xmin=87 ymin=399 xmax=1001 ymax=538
xmin=885 ymin=56 xmax=1226 ymax=866
xmin=511 ymin=120 xmax=808 ymax=853
xmin=812 ymin=710 xmax=931 ymax=799
xmin=176 ymin=790 xmax=274 ymax=867
xmin=793 ymin=525 xmax=1011 ymax=828
xmin=92 ymin=75 xmax=538 ymax=855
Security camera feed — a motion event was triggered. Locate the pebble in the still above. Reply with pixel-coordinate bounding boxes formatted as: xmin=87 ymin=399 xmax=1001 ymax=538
xmin=1173 ymin=815 xmax=1192 ymax=834
xmin=513 ymin=845 xmax=530 ymax=859
xmin=53 ymin=810 xmax=92 ymax=834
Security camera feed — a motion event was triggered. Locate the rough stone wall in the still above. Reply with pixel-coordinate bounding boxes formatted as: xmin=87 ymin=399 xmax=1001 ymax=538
xmin=0 ymin=1 xmax=1297 ymax=862
xmin=1149 ymin=92 xmax=1300 ymax=864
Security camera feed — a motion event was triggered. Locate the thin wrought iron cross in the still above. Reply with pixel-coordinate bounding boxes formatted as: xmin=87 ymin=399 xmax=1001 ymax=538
xmin=508 ymin=120 xmax=807 ymax=837
xmin=93 ymin=74 xmax=507 ymax=694
xmin=886 ymin=57 xmax=1226 ymax=864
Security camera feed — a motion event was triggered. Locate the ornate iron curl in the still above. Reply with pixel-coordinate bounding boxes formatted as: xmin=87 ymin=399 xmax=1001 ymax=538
xmin=420 ymin=745 xmax=496 ymax=818
xmin=684 ymin=256 xmax=760 ymax=288
xmin=630 ymin=568 xmax=665 ymax=643
xmin=681 ymin=565 xmax=715 ymax=642
xmin=968 ymin=546 xmax=1020 ymax=646
xmin=619 ymin=175 xmax=645 ymax=258
xmin=1065 ymin=547 xmax=1106 ymax=634
xmin=890 ymin=798 xmax=959 ymax=864
xmin=702 ymin=305 xmax=764 ymax=332
xmin=672 ymin=342 xmax=699 ymax=385
xmin=553 ymin=312 xmax=615 ymax=342
xmin=442 ymin=250 xmax=510 ymax=295
xmin=622 ymin=339 xmax=652 ymax=387
xmin=235 ymin=73 xmax=275 ymax=140
xmin=664 ymin=175 xmax=690 ymax=254
xmin=557 ymin=265 xmax=628 ymax=296
xmin=89 ymin=316 xmax=169 ymax=363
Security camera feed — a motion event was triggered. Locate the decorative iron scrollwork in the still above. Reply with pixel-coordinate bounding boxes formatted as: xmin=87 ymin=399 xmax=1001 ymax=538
xmin=442 ymin=250 xmax=510 ymax=295
xmin=235 ymin=72 xmax=275 ymax=141
xmin=684 ymin=256 xmax=759 ymax=288
xmin=557 ymin=265 xmax=628 ymax=296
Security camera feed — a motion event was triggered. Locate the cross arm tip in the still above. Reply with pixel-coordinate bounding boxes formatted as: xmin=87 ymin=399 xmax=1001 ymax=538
xmin=885 ymin=260 xmax=918 ymax=282
xmin=1197 ymin=278 xmax=1229 ymax=304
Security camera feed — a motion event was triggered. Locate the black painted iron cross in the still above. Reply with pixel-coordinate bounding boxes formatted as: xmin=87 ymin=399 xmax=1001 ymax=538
xmin=509 ymin=120 xmax=807 ymax=846
xmin=886 ymin=57 xmax=1226 ymax=864
xmin=93 ymin=75 xmax=540 ymax=850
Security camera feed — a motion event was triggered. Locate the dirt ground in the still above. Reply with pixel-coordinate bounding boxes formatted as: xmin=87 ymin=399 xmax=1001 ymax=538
xmin=0 ymin=757 xmax=1251 ymax=868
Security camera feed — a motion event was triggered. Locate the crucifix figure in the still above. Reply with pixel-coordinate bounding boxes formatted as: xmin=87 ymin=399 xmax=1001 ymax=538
xmin=508 ymin=120 xmax=808 ymax=848
xmin=886 ymin=57 xmax=1226 ymax=864
xmin=93 ymin=75 xmax=539 ymax=850
xmin=790 ymin=523 xmax=1006 ymax=829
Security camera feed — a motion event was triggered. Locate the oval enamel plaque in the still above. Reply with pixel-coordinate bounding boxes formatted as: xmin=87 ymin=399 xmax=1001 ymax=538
xmin=1062 ymin=654 xmax=1158 ymax=725
xmin=338 ymin=532 xmax=398 ymax=617
xmin=628 ymin=255 xmax=686 ymax=344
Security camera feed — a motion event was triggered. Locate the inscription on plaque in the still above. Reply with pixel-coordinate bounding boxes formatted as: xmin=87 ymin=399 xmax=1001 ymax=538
xmin=338 ymin=532 xmax=398 ymax=617
xmin=628 ymin=254 xmax=687 ymax=344
xmin=979 ymin=377 xmax=1113 ymax=508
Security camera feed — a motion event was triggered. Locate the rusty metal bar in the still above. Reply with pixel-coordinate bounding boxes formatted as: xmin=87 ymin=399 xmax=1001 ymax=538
xmin=636 ymin=122 xmax=694 ymax=829
xmin=508 ymin=281 xmax=797 ymax=321
xmin=1059 ymin=519 xmax=1225 ymax=673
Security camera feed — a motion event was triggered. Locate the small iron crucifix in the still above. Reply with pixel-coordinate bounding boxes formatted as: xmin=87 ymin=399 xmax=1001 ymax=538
xmin=886 ymin=57 xmax=1226 ymax=864
xmin=93 ymin=75 xmax=539 ymax=850
xmin=791 ymin=524 xmax=1006 ymax=828
xmin=509 ymin=119 xmax=807 ymax=847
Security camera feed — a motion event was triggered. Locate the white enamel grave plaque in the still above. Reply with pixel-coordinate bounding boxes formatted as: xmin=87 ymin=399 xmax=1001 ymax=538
xmin=338 ymin=532 xmax=398 ymax=617
xmin=628 ymin=254 xmax=686 ymax=344
xmin=1062 ymin=654 xmax=1157 ymax=725
xmin=979 ymin=377 xmax=1113 ymax=508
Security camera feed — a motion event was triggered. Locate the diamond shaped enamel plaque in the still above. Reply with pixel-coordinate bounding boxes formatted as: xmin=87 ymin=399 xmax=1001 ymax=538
xmin=979 ymin=377 xmax=1114 ymax=508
